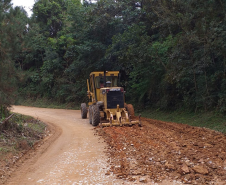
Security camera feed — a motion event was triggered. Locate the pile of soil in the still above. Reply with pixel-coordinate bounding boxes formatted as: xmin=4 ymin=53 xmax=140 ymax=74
xmin=95 ymin=117 xmax=226 ymax=184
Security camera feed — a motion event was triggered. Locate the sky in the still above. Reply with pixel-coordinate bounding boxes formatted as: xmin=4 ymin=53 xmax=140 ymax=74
xmin=11 ymin=0 xmax=35 ymax=17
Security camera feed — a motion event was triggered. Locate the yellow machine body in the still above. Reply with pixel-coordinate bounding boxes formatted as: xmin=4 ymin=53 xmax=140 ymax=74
xmin=86 ymin=71 xmax=140 ymax=126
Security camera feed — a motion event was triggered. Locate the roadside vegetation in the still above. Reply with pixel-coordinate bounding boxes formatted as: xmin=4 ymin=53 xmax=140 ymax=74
xmin=0 ymin=113 xmax=46 ymax=182
xmin=15 ymin=98 xmax=79 ymax=110
xmin=139 ymin=110 xmax=226 ymax=133
xmin=0 ymin=0 xmax=226 ymax=132
xmin=0 ymin=113 xmax=46 ymax=158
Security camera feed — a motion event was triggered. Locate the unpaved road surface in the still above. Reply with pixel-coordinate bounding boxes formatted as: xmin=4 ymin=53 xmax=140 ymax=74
xmin=96 ymin=117 xmax=226 ymax=184
xmin=8 ymin=106 xmax=128 ymax=185
xmin=6 ymin=106 xmax=226 ymax=185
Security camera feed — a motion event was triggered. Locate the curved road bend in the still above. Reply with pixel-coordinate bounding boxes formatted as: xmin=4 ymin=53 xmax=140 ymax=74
xmin=8 ymin=106 xmax=179 ymax=185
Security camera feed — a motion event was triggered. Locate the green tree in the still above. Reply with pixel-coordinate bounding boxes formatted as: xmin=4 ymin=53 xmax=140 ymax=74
xmin=0 ymin=0 xmax=29 ymax=117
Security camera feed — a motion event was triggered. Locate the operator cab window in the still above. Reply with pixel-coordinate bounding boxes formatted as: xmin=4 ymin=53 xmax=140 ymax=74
xmin=95 ymin=76 xmax=102 ymax=88
xmin=95 ymin=76 xmax=118 ymax=88
xmin=106 ymin=76 xmax=118 ymax=87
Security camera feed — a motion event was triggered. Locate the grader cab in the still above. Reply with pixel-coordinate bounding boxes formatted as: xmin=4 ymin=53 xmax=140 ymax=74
xmin=80 ymin=71 xmax=141 ymax=127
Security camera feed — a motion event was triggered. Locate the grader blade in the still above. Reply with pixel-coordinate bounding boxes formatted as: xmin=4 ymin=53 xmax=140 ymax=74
xmin=99 ymin=117 xmax=141 ymax=127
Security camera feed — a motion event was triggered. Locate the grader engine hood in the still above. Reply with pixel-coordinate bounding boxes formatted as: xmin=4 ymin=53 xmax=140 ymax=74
xmin=101 ymin=87 xmax=124 ymax=109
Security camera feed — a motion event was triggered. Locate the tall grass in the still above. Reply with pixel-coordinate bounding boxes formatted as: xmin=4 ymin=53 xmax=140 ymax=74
xmin=138 ymin=109 xmax=226 ymax=133
xmin=15 ymin=98 xmax=80 ymax=110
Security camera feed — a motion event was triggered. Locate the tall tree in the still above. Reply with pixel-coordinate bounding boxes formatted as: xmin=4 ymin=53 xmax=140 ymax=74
xmin=0 ymin=0 xmax=29 ymax=116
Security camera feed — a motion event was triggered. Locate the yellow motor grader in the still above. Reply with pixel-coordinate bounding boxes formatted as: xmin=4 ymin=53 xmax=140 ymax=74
xmin=80 ymin=71 xmax=141 ymax=127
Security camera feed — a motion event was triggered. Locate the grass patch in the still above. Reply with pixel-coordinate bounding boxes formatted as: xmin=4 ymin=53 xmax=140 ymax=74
xmin=15 ymin=98 xmax=80 ymax=110
xmin=0 ymin=113 xmax=46 ymax=158
xmin=138 ymin=109 xmax=226 ymax=133
xmin=0 ymin=147 xmax=10 ymax=153
xmin=0 ymin=113 xmax=47 ymax=183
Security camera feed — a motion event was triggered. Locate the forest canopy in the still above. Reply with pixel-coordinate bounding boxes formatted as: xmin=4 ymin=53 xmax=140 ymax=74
xmin=1 ymin=0 xmax=226 ymax=114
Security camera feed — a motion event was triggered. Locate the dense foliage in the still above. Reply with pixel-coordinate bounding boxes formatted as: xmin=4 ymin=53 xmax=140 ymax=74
xmin=0 ymin=0 xmax=28 ymax=118
xmin=1 ymin=0 xmax=226 ymax=112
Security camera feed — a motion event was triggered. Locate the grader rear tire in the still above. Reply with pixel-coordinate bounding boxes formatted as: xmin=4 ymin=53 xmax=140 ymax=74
xmin=89 ymin=105 xmax=92 ymax=124
xmin=81 ymin=103 xmax=87 ymax=119
xmin=126 ymin=104 xmax=135 ymax=117
xmin=92 ymin=105 xmax=100 ymax=126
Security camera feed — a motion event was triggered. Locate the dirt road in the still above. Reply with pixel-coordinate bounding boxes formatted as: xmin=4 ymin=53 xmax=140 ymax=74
xmin=7 ymin=106 xmax=226 ymax=184
xmin=8 ymin=106 xmax=127 ymax=185
xmin=96 ymin=117 xmax=226 ymax=184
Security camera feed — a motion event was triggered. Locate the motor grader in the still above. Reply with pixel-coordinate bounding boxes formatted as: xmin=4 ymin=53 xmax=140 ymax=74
xmin=80 ymin=71 xmax=141 ymax=127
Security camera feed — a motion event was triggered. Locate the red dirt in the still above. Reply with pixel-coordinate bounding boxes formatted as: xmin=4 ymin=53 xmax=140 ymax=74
xmin=95 ymin=117 xmax=226 ymax=184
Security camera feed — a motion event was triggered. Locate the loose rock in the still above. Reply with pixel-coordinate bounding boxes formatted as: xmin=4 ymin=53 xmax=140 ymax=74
xmin=181 ymin=163 xmax=190 ymax=174
xmin=193 ymin=165 xmax=208 ymax=175
xmin=95 ymin=117 xmax=226 ymax=184
xmin=139 ymin=177 xmax=147 ymax=183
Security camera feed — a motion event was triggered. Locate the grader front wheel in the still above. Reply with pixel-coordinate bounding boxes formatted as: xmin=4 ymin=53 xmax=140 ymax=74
xmin=92 ymin=105 xmax=100 ymax=126
xmin=81 ymin=103 xmax=87 ymax=119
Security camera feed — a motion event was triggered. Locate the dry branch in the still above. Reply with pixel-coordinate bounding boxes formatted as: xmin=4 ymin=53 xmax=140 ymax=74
xmin=1 ymin=114 xmax=15 ymax=124
xmin=0 ymin=114 xmax=15 ymax=130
